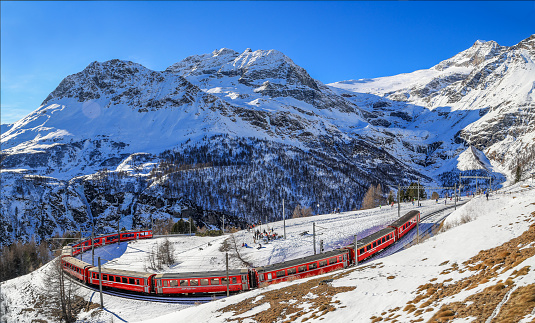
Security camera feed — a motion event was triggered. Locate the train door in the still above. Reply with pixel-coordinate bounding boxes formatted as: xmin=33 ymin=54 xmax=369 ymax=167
xmin=248 ymin=269 xmax=258 ymax=289
xmin=156 ymin=279 xmax=163 ymax=294
xmin=241 ymin=274 xmax=249 ymax=290
xmin=144 ymin=278 xmax=149 ymax=293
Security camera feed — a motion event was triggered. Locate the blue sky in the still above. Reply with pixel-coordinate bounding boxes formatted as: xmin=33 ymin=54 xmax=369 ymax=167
xmin=1 ymin=1 xmax=534 ymax=124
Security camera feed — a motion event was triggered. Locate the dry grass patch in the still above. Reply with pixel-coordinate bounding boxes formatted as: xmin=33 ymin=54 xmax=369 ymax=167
xmin=219 ymin=269 xmax=356 ymax=323
xmin=493 ymin=283 xmax=535 ymax=322
xmin=401 ymin=222 xmax=535 ymax=322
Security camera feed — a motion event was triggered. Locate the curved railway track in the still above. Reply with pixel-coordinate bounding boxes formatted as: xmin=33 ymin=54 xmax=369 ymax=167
xmin=68 ymin=274 xmax=223 ymax=304
xmin=69 ymin=200 xmax=473 ymax=303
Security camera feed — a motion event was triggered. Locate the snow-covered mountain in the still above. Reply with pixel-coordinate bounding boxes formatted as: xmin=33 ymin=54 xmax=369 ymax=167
xmin=1 ymin=36 xmax=534 ymax=246
xmin=330 ymin=34 xmax=535 ymax=181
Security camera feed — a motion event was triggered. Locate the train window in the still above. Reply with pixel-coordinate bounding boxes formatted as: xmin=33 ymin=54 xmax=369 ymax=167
xmin=96 ymin=274 xmax=100 ymax=280
xmin=309 ymin=263 xmax=318 ymax=270
xmin=232 ymin=277 xmax=237 ymax=284
xmin=366 ymin=245 xmax=371 ymax=251
xmin=164 ymin=280 xmax=168 ymax=287
xmin=136 ymin=279 xmax=140 ymax=285
xmin=170 ymin=280 xmax=178 ymax=287
xmin=108 ymin=276 xmax=113 ymax=281
xmin=221 ymin=278 xmax=229 ymax=285
xmin=116 ymin=276 xmax=121 ymax=282
xmin=200 ymin=279 xmax=209 ymax=286
xmin=287 ymin=268 xmax=296 ymax=275
xmin=360 ymin=248 xmax=365 ymax=254
xmin=267 ymin=273 xmax=272 ymax=280
xmin=211 ymin=278 xmax=219 ymax=285
xmin=122 ymin=277 xmax=127 ymax=284
xmin=129 ymin=278 xmax=135 ymax=285
xmin=276 ymin=270 xmax=285 ymax=278
xmin=319 ymin=260 xmax=327 ymax=267
xmin=190 ymin=280 xmax=199 ymax=286
xmin=373 ymin=242 xmax=377 ymax=248
xmin=329 ymin=257 xmax=337 ymax=265
xmin=298 ymin=265 xmax=307 ymax=272
xmin=180 ymin=280 xmax=188 ymax=286
xmin=103 ymin=275 xmax=107 ymax=280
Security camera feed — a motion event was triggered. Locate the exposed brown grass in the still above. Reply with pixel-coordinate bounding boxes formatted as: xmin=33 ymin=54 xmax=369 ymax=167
xmin=219 ymin=268 xmax=358 ymax=323
xmin=493 ymin=284 xmax=535 ymax=322
xmin=401 ymin=218 xmax=535 ymax=322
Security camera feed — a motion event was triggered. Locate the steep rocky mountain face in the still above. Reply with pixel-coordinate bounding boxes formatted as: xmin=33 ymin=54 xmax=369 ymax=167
xmin=0 ymin=49 xmax=421 ymax=246
xmin=2 ymin=36 xmax=533 ymax=247
xmin=330 ymin=34 xmax=535 ymax=183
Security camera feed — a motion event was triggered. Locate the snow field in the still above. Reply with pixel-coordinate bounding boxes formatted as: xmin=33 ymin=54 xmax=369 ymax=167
xmin=2 ymin=183 xmax=534 ymax=322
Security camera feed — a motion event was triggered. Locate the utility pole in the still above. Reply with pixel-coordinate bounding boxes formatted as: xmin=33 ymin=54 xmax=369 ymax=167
xmin=91 ymin=231 xmax=95 ymax=266
xmin=226 ymin=253 xmax=229 ymax=297
xmin=417 ymin=214 xmax=420 ymax=244
xmin=397 ymin=184 xmax=401 ymax=218
xmin=98 ymin=257 xmax=103 ymax=309
xmin=283 ymin=199 xmax=286 ymax=240
xmin=79 ymin=230 xmax=83 ymax=261
xmin=417 ymin=179 xmax=420 ymax=207
xmin=313 ymin=222 xmax=316 ymax=255
xmin=354 ymin=234 xmax=358 ymax=266
xmin=476 ymin=175 xmax=478 ymax=195
xmin=222 ymin=213 xmax=225 ymax=234
xmin=454 ymin=184 xmax=457 ymax=210
xmin=189 ymin=219 xmax=191 ymax=236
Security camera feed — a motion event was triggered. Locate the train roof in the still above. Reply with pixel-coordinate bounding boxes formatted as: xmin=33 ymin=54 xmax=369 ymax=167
xmin=356 ymin=227 xmax=396 ymax=248
xmin=88 ymin=266 xmax=154 ymax=279
xmin=62 ymin=256 xmax=93 ymax=269
xmin=389 ymin=210 xmax=420 ymax=228
xmin=70 ymin=229 xmax=151 ymax=246
xmin=155 ymin=269 xmax=248 ymax=279
xmin=255 ymin=249 xmax=348 ymax=273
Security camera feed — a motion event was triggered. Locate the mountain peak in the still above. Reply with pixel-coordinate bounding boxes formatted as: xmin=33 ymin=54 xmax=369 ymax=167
xmin=433 ymin=39 xmax=505 ymax=71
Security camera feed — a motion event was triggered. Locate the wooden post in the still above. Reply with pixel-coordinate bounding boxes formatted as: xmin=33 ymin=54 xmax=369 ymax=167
xmin=91 ymin=232 xmax=95 ymax=266
xmin=397 ymin=184 xmax=401 ymax=218
xmin=454 ymin=184 xmax=457 ymax=210
xmin=418 ymin=179 xmax=420 ymax=207
xmin=283 ymin=199 xmax=286 ymax=240
xmin=226 ymin=253 xmax=229 ymax=297
xmin=354 ymin=234 xmax=358 ymax=266
xmin=417 ymin=214 xmax=420 ymax=244
xmin=313 ymin=222 xmax=316 ymax=255
xmin=98 ymin=257 xmax=103 ymax=309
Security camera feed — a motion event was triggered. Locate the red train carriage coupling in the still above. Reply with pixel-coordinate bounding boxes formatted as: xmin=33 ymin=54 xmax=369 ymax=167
xmin=255 ymin=249 xmax=350 ymax=285
xmin=353 ymin=227 xmax=396 ymax=263
xmin=88 ymin=267 xmax=155 ymax=294
xmin=61 ymin=256 xmax=94 ymax=282
xmin=389 ymin=210 xmax=420 ymax=240
xmin=153 ymin=269 xmax=250 ymax=295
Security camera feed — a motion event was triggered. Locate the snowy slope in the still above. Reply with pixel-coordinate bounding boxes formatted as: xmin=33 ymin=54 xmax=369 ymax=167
xmin=2 ymin=183 xmax=534 ymax=322
xmin=330 ymin=34 xmax=535 ymax=182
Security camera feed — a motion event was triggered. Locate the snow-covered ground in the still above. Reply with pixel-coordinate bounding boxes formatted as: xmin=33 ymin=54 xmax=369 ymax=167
xmin=1 ymin=182 xmax=534 ymax=322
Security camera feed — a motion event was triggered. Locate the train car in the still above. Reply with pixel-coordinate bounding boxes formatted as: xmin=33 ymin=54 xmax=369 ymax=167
xmin=72 ymin=230 xmax=154 ymax=256
xmin=389 ymin=210 xmax=420 ymax=240
xmin=255 ymin=249 xmax=349 ymax=285
xmin=354 ymin=227 xmax=396 ymax=263
xmin=88 ymin=267 xmax=155 ymax=294
xmin=61 ymin=256 xmax=93 ymax=282
xmin=153 ymin=269 xmax=251 ymax=295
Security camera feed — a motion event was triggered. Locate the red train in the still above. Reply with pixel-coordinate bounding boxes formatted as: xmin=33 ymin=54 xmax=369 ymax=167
xmin=61 ymin=210 xmax=420 ymax=295
xmin=70 ymin=230 xmax=153 ymax=256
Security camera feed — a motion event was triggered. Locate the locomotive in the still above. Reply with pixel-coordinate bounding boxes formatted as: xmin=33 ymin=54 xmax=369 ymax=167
xmin=61 ymin=210 xmax=420 ymax=295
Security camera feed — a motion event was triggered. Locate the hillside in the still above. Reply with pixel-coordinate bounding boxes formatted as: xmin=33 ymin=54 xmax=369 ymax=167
xmin=1 ymin=36 xmax=535 ymax=247
xmin=1 ymin=183 xmax=534 ymax=322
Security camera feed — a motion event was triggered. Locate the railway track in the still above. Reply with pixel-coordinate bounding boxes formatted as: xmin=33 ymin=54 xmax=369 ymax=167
xmin=68 ymin=274 xmax=224 ymax=304
xmin=360 ymin=200 xmax=469 ymax=264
